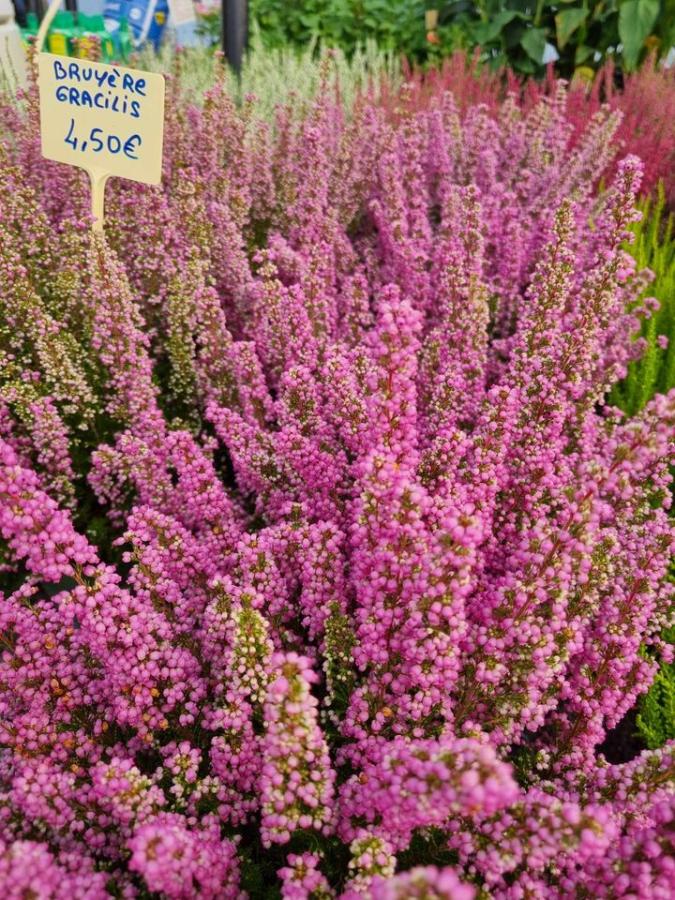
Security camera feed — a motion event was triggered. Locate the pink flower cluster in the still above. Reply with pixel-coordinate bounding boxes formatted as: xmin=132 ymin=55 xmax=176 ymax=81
xmin=0 ymin=59 xmax=672 ymax=896
xmin=397 ymin=50 xmax=675 ymax=204
xmin=128 ymin=814 xmax=240 ymax=899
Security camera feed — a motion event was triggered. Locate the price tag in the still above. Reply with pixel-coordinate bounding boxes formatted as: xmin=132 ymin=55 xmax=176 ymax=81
xmin=36 ymin=0 xmax=165 ymax=231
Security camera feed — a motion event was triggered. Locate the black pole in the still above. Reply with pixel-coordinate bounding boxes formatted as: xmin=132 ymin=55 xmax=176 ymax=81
xmin=11 ymin=0 xmax=28 ymax=28
xmin=64 ymin=0 xmax=77 ymax=14
xmin=221 ymin=0 xmax=247 ymax=76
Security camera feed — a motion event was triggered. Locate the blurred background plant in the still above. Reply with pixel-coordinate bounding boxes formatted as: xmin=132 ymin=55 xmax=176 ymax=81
xmin=440 ymin=0 xmax=674 ymax=77
xmin=246 ymin=0 xmax=674 ymax=77
xmin=194 ymin=1 xmax=221 ymax=47
xmin=249 ymin=0 xmax=449 ymax=59
xmin=137 ymin=32 xmax=401 ymax=114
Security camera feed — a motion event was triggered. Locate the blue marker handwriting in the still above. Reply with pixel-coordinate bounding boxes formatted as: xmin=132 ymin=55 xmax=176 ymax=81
xmin=53 ymin=60 xmax=146 ymax=119
xmin=64 ymin=117 xmax=142 ymax=160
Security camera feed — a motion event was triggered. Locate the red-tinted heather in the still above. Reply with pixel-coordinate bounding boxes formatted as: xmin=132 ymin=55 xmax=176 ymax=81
xmin=388 ymin=52 xmax=675 ymax=204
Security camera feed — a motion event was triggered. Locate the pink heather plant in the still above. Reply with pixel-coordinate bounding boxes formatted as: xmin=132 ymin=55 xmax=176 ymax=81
xmin=368 ymin=866 xmax=476 ymax=900
xmin=396 ymin=51 xmax=675 ymax=205
xmin=127 ymin=814 xmax=241 ymax=899
xmin=279 ymin=852 xmax=333 ymax=899
xmin=0 ymin=58 xmax=673 ymax=897
xmin=260 ymin=652 xmax=335 ymax=846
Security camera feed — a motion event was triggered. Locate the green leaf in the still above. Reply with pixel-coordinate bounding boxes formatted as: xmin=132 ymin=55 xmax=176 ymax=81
xmin=619 ymin=0 xmax=659 ymax=70
xmin=555 ymin=7 xmax=588 ymax=48
xmin=516 ymin=56 xmax=538 ymax=74
xmin=299 ymin=13 xmax=320 ymax=29
xmin=470 ymin=10 xmax=523 ymax=45
xmin=574 ymin=43 xmax=594 ymax=64
xmin=521 ymin=26 xmax=547 ymax=63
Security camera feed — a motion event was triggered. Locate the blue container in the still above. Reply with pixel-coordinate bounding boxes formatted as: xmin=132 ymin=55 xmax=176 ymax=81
xmin=103 ymin=0 xmax=169 ymax=51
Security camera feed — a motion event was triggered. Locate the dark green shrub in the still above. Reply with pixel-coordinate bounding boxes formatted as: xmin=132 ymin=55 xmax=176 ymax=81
xmin=249 ymin=0 xmax=675 ymax=77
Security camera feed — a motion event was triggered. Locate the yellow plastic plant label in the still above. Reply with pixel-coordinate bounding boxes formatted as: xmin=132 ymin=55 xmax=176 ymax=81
xmin=36 ymin=0 xmax=165 ymax=231
xmin=38 ymin=53 xmax=165 ymax=185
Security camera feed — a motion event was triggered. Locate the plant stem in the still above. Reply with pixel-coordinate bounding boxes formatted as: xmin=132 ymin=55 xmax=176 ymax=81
xmin=534 ymin=0 xmax=546 ymax=27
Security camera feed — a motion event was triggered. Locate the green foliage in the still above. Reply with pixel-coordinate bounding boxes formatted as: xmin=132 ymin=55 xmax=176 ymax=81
xmin=253 ymin=0 xmax=413 ymax=55
xmin=610 ymin=184 xmax=675 ymax=416
xmin=612 ymin=195 xmax=675 ymax=753
xmin=619 ymin=0 xmax=661 ymax=69
xmin=433 ymin=0 xmax=675 ymax=76
xmin=248 ymin=0 xmax=675 ymax=77
xmin=636 ymin=561 xmax=675 ymax=750
xmin=637 ymin=651 xmax=675 ymax=748
xmin=250 ymin=0 xmax=471 ymax=61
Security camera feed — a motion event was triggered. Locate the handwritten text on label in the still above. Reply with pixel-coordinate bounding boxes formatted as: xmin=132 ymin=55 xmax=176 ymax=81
xmin=38 ymin=54 xmax=165 ymax=186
